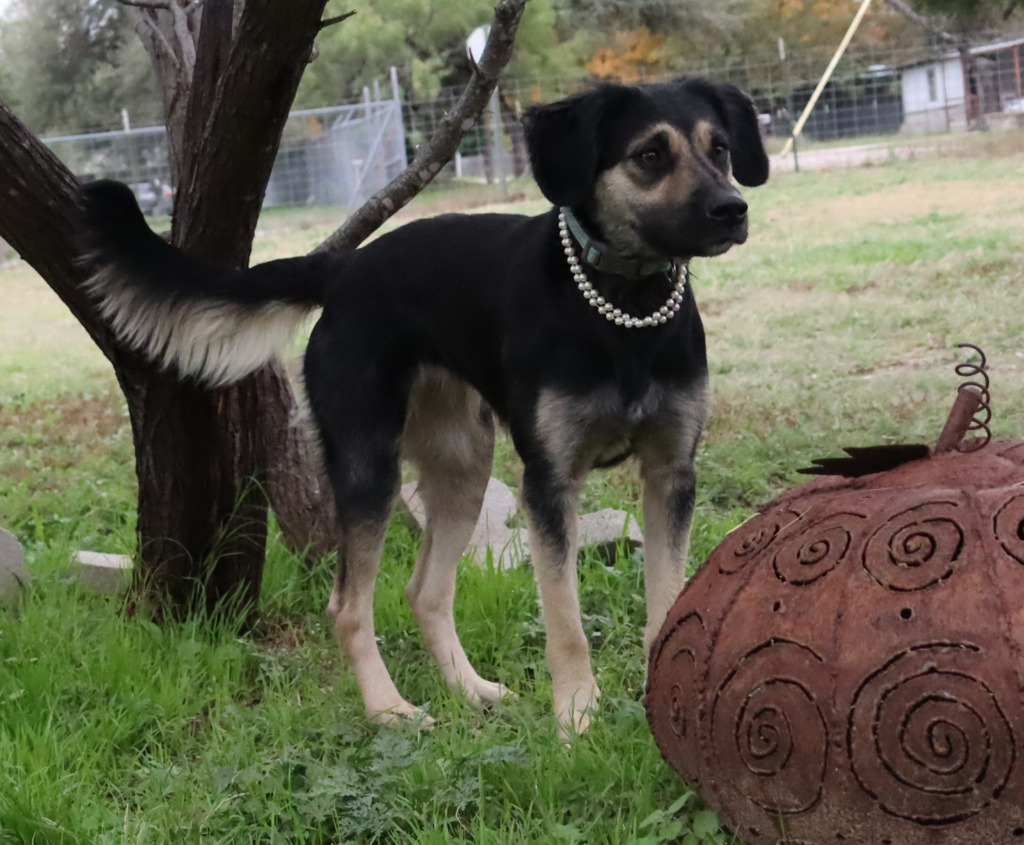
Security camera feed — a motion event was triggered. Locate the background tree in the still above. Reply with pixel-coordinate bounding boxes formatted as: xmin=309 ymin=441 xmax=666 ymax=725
xmin=296 ymin=0 xmax=569 ymax=106
xmin=0 ymin=0 xmax=527 ymax=621
xmin=884 ymin=0 xmax=1023 ymax=42
xmin=0 ymin=0 xmax=161 ymax=134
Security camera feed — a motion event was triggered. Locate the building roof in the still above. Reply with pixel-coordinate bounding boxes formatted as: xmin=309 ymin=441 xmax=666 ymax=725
xmin=896 ymin=33 xmax=1024 ymax=70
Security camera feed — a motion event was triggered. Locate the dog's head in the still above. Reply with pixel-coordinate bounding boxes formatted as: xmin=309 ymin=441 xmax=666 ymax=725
xmin=523 ymin=78 xmax=769 ymax=262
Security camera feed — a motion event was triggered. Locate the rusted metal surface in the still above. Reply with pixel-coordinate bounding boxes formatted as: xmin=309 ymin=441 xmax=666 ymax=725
xmin=646 ymin=436 xmax=1024 ymax=845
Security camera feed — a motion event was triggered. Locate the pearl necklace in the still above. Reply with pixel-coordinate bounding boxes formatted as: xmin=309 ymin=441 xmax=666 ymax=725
xmin=558 ymin=211 xmax=688 ymax=329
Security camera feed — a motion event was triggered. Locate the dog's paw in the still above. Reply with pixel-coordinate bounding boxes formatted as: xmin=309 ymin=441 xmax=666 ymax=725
xmin=554 ymin=681 xmax=601 ymax=741
xmin=368 ymin=701 xmax=436 ymax=730
xmin=463 ymin=678 xmax=517 ymax=708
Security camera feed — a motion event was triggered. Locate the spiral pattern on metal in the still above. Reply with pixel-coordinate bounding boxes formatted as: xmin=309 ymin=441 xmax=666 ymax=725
xmin=862 ymin=501 xmax=965 ymax=591
xmin=848 ymin=643 xmax=1016 ymax=824
xmin=717 ymin=509 xmax=801 ymax=575
xmin=711 ymin=639 xmax=829 ymax=814
xmin=772 ymin=513 xmax=863 ymax=586
xmin=994 ymin=494 xmax=1024 ymax=566
xmin=646 ymin=611 xmax=707 ymax=785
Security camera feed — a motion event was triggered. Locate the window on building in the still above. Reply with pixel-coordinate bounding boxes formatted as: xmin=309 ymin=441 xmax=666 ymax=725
xmin=927 ymin=67 xmax=938 ymax=102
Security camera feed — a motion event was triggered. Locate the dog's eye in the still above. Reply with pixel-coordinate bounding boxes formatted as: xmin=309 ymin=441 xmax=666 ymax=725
xmin=710 ymin=141 xmax=730 ymax=162
xmin=635 ymin=148 xmax=662 ymax=169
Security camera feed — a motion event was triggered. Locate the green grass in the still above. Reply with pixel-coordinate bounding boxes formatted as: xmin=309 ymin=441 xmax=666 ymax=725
xmin=2 ymin=140 xmax=1024 ymax=843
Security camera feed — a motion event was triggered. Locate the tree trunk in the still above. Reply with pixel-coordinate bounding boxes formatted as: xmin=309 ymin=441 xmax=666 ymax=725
xmin=123 ymin=0 xmax=332 ymax=618
xmin=2 ymin=0 xmax=335 ymax=620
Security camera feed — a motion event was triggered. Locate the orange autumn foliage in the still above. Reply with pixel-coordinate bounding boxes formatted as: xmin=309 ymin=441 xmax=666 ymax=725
xmin=584 ymin=27 xmax=668 ymax=83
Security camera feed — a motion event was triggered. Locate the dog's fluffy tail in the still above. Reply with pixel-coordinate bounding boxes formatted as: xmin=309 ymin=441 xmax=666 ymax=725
xmin=79 ymin=179 xmax=338 ymax=386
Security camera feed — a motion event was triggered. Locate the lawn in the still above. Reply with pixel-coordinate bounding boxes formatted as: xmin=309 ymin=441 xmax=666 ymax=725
xmin=2 ymin=136 xmax=1024 ymax=844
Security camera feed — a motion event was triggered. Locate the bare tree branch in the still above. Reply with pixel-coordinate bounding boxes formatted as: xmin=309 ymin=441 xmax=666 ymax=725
xmin=117 ymin=0 xmax=172 ymax=9
xmin=882 ymin=0 xmax=959 ymax=43
xmin=1005 ymin=0 xmax=1022 ymax=20
xmin=316 ymin=0 xmax=529 ymax=252
xmin=319 ymin=10 xmax=356 ymax=30
xmin=169 ymin=0 xmax=197 ymax=88
xmin=133 ymin=12 xmax=182 ymax=68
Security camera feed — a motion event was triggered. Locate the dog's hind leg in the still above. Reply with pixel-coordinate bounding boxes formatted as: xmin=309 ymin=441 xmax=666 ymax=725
xmin=403 ymin=369 xmax=512 ymax=707
xmin=307 ymin=325 xmax=428 ymax=725
xmin=326 ymin=518 xmax=428 ymax=725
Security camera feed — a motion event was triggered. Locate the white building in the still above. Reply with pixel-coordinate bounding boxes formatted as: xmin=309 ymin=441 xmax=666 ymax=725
xmin=900 ymin=35 xmax=1024 ymax=134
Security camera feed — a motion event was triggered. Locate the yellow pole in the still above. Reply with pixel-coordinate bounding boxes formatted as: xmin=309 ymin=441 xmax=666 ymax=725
xmin=780 ymin=0 xmax=875 ymax=158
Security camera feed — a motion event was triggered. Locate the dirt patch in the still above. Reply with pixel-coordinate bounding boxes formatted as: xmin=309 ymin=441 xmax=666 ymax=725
xmin=1 ymin=392 xmax=126 ymax=440
xmin=255 ymin=615 xmax=312 ymax=652
xmin=0 ymin=392 xmax=129 ymax=479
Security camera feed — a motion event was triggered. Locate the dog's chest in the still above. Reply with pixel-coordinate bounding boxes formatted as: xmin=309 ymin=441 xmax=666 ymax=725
xmin=535 ymin=383 xmax=690 ymax=470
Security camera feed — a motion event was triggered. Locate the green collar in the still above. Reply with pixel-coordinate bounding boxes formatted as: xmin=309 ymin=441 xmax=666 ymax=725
xmin=559 ymin=206 xmax=675 ymax=280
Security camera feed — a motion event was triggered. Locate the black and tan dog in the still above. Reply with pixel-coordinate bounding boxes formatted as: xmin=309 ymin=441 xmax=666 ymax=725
xmin=79 ymin=77 xmax=768 ymax=737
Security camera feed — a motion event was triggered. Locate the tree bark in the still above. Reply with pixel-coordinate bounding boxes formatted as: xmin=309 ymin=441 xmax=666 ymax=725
xmin=122 ymin=0 xmax=331 ymax=617
xmin=0 ymin=104 xmax=115 ymax=359
xmin=125 ymin=1 xmax=201 ymax=183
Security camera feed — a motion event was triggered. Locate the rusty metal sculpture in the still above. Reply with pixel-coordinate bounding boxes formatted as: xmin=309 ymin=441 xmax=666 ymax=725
xmin=646 ymin=347 xmax=1024 ymax=845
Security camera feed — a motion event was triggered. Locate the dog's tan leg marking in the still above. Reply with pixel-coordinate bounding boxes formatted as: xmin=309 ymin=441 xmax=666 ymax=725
xmin=637 ymin=381 xmax=708 ymax=653
xmin=403 ymin=369 xmax=511 ymax=707
xmin=327 ymin=523 xmax=431 ymax=726
xmin=530 ymin=520 xmax=601 ymax=739
xmin=639 ymin=465 xmax=695 ymax=652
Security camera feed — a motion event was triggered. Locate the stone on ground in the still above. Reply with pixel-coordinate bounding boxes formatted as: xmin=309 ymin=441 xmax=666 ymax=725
xmin=397 ymin=478 xmax=644 ymax=568
xmin=0 ymin=527 xmax=30 ymax=607
xmin=74 ymin=550 xmax=133 ymax=593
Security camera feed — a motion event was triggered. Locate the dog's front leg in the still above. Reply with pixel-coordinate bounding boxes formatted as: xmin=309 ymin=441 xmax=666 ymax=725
xmin=637 ymin=385 xmax=708 ymax=653
xmin=522 ymin=463 xmax=600 ymax=739
xmin=638 ymin=461 xmax=697 ymax=653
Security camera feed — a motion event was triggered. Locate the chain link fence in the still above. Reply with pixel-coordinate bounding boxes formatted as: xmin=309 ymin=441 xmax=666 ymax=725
xmin=40 ymin=39 xmax=1024 ymax=214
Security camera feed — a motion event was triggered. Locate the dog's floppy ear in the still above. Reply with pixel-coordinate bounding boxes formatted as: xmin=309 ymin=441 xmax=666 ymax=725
xmin=523 ymin=85 xmax=636 ymax=207
xmin=714 ymin=83 xmax=770 ymax=187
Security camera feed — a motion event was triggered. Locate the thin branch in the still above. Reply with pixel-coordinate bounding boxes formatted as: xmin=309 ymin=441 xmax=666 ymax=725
xmin=1005 ymin=0 xmax=1022 ymax=20
xmin=882 ymin=0 xmax=959 ymax=43
xmin=169 ymin=0 xmax=197 ymax=86
xmin=131 ymin=10 xmax=182 ymax=69
xmin=117 ymin=0 xmax=172 ymax=9
xmin=316 ymin=0 xmax=529 ymax=252
xmin=319 ymin=10 xmax=356 ymax=30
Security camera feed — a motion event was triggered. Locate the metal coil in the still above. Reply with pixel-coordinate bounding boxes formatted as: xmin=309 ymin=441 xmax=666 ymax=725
xmin=954 ymin=343 xmax=991 ymax=451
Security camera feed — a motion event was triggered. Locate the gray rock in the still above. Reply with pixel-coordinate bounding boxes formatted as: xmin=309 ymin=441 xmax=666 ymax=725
xmin=397 ymin=477 xmax=644 ymax=570
xmin=466 ymin=478 xmax=523 ymax=569
xmin=74 ymin=550 xmax=133 ymax=593
xmin=578 ymin=508 xmax=644 ymax=564
xmin=398 ymin=478 xmax=526 ymax=569
xmin=396 ymin=481 xmax=427 ymax=533
xmin=0 ymin=527 xmax=30 ymax=606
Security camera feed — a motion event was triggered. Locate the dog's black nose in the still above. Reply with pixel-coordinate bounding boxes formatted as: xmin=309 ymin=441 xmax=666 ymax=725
xmin=708 ymin=196 xmax=748 ymax=224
